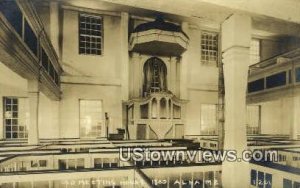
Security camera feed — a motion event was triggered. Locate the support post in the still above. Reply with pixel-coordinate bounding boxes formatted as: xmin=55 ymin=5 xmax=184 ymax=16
xmin=28 ymin=80 xmax=40 ymax=145
xmin=221 ymin=14 xmax=251 ymax=188
xmin=121 ymin=12 xmax=129 ymax=100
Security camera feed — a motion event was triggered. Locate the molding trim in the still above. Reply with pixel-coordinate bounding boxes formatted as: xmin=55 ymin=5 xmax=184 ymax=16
xmin=61 ymin=4 xmax=121 ymax=17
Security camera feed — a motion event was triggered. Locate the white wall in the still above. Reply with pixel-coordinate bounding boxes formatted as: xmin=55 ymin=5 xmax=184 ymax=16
xmin=60 ymin=9 xmax=124 ymax=138
xmin=0 ymin=63 xmax=28 ymax=139
xmin=0 ymin=62 xmax=61 ymax=139
xmin=260 ymin=100 xmax=290 ymax=135
xmin=260 ymin=39 xmax=281 ymax=61
xmin=59 ymin=84 xmax=122 ymax=138
xmin=38 ymin=92 xmax=60 ymax=139
xmin=62 ymin=9 xmax=122 ymax=79
xmin=183 ymin=27 xmax=219 ymax=135
xmin=185 ymin=90 xmax=218 ymax=135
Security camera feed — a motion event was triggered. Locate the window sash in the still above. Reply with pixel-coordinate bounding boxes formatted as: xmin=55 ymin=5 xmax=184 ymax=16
xmin=3 ymin=97 xmax=28 ymax=139
xmin=79 ymin=14 xmax=103 ymax=55
xmin=201 ymin=31 xmax=218 ymax=64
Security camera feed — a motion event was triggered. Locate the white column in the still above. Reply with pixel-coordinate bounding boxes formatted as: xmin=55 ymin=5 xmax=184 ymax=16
xmin=149 ymin=100 xmax=152 ymax=119
xmin=131 ymin=52 xmax=141 ymax=98
xmin=166 ymin=99 xmax=170 ymax=119
xmin=157 ymin=97 xmax=161 ymax=120
xmin=50 ymin=1 xmax=60 ymax=56
xmin=120 ymin=12 xmax=129 ymax=100
xmin=221 ymin=14 xmax=251 ymax=188
xmin=28 ymin=80 xmax=40 ymax=145
xmin=180 ymin=22 xmax=189 ymax=100
xmin=169 ymin=57 xmax=177 ymax=94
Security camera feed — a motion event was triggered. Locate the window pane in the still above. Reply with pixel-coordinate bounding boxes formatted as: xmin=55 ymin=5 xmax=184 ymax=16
xmin=248 ymin=78 xmax=264 ymax=93
xmin=266 ymin=71 xmax=286 ymax=89
xmin=0 ymin=0 xmax=23 ymax=36
xmin=250 ymin=169 xmax=257 ymax=186
xmin=24 ymin=19 xmax=38 ymax=56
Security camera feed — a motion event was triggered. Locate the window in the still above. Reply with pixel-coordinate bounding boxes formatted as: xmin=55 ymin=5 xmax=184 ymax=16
xmin=295 ymin=67 xmax=300 ymax=82
xmin=250 ymin=39 xmax=260 ymax=65
xmin=79 ymin=14 xmax=102 ymax=55
xmin=24 ymin=19 xmax=37 ymax=56
xmin=266 ymin=71 xmax=286 ymax=89
xmin=200 ymin=104 xmax=217 ymax=135
xmin=257 ymin=171 xmax=264 ymax=188
xmin=143 ymin=57 xmax=167 ymax=94
xmin=283 ymin=179 xmax=292 ymax=188
xmin=79 ymin=100 xmax=103 ymax=138
xmin=265 ymin=173 xmax=272 ymax=188
xmin=41 ymin=48 xmax=49 ymax=71
xmin=40 ymin=48 xmax=59 ymax=86
xmin=250 ymin=169 xmax=257 ymax=186
xmin=0 ymin=0 xmax=23 ymax=36
xmin=3 ymin=97 xmax=29 ymax=139
xmin=201 ymin=31 xmax=218 ymax=65
xmin=248 ymin=78 xmax=265 ymax=93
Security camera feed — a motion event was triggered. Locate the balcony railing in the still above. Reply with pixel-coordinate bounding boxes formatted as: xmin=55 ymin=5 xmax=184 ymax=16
xmin=247 ymin=48 xmax=300 ymax=103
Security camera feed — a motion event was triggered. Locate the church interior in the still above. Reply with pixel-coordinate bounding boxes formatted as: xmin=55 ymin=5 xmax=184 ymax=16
xmin=0 ymin=0 xmax=300 ymax=187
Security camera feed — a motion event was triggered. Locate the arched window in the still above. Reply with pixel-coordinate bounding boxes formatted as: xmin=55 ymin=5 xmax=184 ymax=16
xmin=143 ymin=57 xmax=167 ymax=94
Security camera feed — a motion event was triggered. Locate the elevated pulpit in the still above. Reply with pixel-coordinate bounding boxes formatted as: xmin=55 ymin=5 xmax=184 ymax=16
xmin=125 ymin=91 xmax=187 ymax=139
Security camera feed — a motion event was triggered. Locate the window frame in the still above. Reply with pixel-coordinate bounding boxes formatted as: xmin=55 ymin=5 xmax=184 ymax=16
xmin=79 ymin=99 xmax=104 ymax=138
xmin=3 ymin=97 xmax=28 ymax=139
xmin=200 ymin=103 xmax=218 ymax=135
xmin=200 ymin=31 xmax=219 ymax=66
xmin=78 ymin=13 xmax=103 ymax=56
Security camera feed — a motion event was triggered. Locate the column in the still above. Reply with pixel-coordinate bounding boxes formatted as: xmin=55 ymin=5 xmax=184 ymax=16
xmin=149 ymin=100 xmax=152 ymax=119
xmin=169 ymin=57 xmax=177 ymax=94
xmin=50 ymin=1 xmax=60 ymax=56
xmin=157 ymin=97 xmax=161 ymax=119
xmin=180 ymin=22 xmax=189 ymax=100
xmin=28 ymin=80 xmax=40 ymax=145
xmin=120 ymin=12 xmax=129 ymax=100
xmin=221 ymin=14 xmax=251 ymax=188
xmin=166 ymin=99 xmax=170 ymax=119
xmin=131 ymin=52 xmax=141 ymax=98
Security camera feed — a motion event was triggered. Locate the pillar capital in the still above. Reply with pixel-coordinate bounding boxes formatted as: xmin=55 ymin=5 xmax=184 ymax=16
xmin=221 ymin=14 xmax=251 ymax=52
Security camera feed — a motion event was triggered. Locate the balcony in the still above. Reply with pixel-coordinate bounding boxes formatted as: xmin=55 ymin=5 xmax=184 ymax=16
xmin=247 ymin=48 xmax=300 ymax=104
xmin=129 ymin=17 xmax=189 ymax=57
xmin=0 ymin=0 xmax=62 ymax=100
